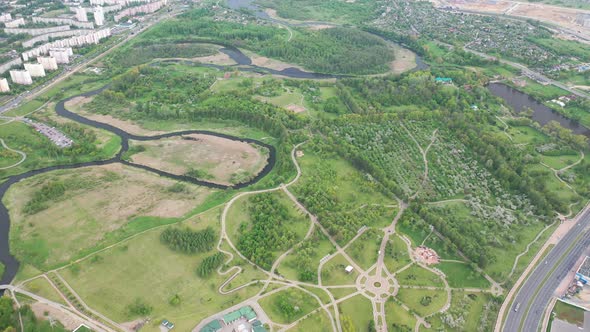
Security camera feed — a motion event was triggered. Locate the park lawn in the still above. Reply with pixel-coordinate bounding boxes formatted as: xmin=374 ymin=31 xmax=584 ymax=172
xmin=422 ymin=234 xmax=463 ymax=260
xmin=22 ymin=277 xmax=68 ymax=306
xmin=0 ymin=115 xmax=120 ymax=180
xmin=345 ymin=229 xmax=383 ymax=270
xmin=437 ymin=262 xmax=490 ymax=289
xmin=384 ymin=235 xmax=412 ymax=274
xmin=395 ymin=264 xmax=445 ymax=288
xmin=540 ymin=153 xmax=581 ymax=170
xmin=210 ymin=76 xmax=252 ymax=93
xmin=529 ymin=164 xmax=579 ymax=203
xmin=507 ymin=125 xmax=549 ymax=145
xmin=321 ymin=254 xmax=358 ymax=286
xmin=296 ymin=149 xmax=394 ymax=213
xmin=5 ymin=164 xmax=216 ymax=270
xmin=301 ymin=285 xmax=331 ymax=305
xmin=338 ymin=294 xmax=373 ymax=332
xmin=396 ymin=288 xmax=448 ymax=317
xmin=452 ymin=291 xmax=493 ymax=331
xmin=484 ymin=218 xmax=550 ymax=281
xmin=553 ymin=300 xmax=585 ymax=326
xmin=385 ymin=299 xmax=416 ymax=331
xmin=0 ymin=144 xmax=22 ymax=168
xmin=290 ymin=308 xmax=333 ymax=332
xmin=61 ymin=207 xmax=264 ymax=330
xmin=3 ymin=100 xmax=45 ymax=117
xmin=279 ymin=230 xmax=336 ymax=283
xmin=328 ymin=287 xmax=357 ymax=301
xmin=258 ymin=287 xmax=320 ymax=324
xmin=397 ymin=222 xmax=430 ymax=248
xmin=256 ymin=87 xmax=310 ymax=113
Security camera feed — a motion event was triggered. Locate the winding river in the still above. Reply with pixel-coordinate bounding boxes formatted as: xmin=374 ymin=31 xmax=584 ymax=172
xmin=488 ymin=83 xmax=590 ymax=138
xmin=0 ymin=86 xmax=277 ymax=286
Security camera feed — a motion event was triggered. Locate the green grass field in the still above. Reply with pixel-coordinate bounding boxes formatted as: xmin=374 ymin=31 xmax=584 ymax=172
xmin=395 ymin=264 xmax=444 ymax=288
xmin=540 ymin=153 xmax=581 ymax=170
xmin=338 ymin=294 xmax=374 ymax=332
xmin=290 ymin=308 xmax=333 ymax=332
xmin=6 ymin=165 xmax=216 ymax=270
xmin=384 ymin=235 xmax=412 ymax=274
xmin=279 ymin=230 xmax=335 ymax=283
xmin=346 ymin=229 xmax=383 ymax=270
xmin=552 ymin=300 xmax=585 ymax=326
xmin=22 ymin=277 xmax=68 ymax=306
xmin=437 ymin=262 xmax=490 ymax=289
xmin=258 ymin=287 xmax=320 ymax=324
xmin=60 ymin=207 xmax=266 ymax=330
xmin=321 ymin=254 xmax=358 ymax=286
xmin=396 ymin=288 xmax=448 ymax=317
xmin=385 ymin=299 xmax=416 ymax=331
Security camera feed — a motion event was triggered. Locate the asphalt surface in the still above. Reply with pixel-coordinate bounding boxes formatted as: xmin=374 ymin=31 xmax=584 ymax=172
xmin=504 ymin=208 xmax=590 ymax=331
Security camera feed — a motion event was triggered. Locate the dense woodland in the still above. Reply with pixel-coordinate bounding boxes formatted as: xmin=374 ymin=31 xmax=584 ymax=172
xmin=160 ymin=227 xmax=216 ymax=254
xmin=237 ymin=193 xmax=298 ymax=270
xmin=143 ymin=9 xmax=395 ymax=75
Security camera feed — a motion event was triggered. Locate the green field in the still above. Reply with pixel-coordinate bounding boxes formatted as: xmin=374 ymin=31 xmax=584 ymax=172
xmin=395 ymin=264 xmax=444 ymax=288
xmin=384 ymin=235 xmax=412 ymax=274
xmin=396 ymin=288 xmax=448 ymax=317
xmin=60 ymin=207 xmax=266 ymax=330
xmin=552 ymin=300 xmax=585 ymax=326
xmin=346 ymin=229 xmax=383 ymax=270
xmin=258 ymin=287 xmax=320 ymax=324
xmin=321 ymin=254 xmax=358 ymax=286
xmin=437 ymin=262 xmax=491 ymax=289
xmin=338 ymin=295 xmax=374 ymax=332
xmin=385 ymin=299 xmax=416 ymax=331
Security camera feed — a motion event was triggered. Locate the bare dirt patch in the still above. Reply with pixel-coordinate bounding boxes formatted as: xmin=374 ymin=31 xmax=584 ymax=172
xmin=129 ymin=134 xmax=268 ymax=185
xmin=84 ymin=112 xmax=164 ymax=136
xmin=6 ymin=164 xmax=213 ymax=267
xmin=247 ymin=51 xmax=306 ymax=71
xmin=432 ymin=0 xmax=590 ymax=38
xmin=286 ymin=104 xmax=306 ymax=113
xmin=389 ymin=45 xmax=418 ymax=74
xmin=31 ymin=302 xmax=84 ymax=330
xmin=192 ymin=52 xmax=236 ymax=66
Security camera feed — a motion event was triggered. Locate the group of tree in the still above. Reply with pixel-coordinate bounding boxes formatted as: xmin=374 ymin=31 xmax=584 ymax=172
xmin=196 ymin=252 xmax=225 ymax=278
xmin=160 ymin=226 xmax=216 ymax=254
xmin=237 ymin=193 xmax=297 ymax=269
xmin=0 ymin=297 xmax=67 ymax=332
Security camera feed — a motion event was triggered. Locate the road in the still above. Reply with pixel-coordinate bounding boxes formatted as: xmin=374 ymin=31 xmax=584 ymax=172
xmin=463 ymin=47 xmax=590 ymax=100
xmin=503 ymin=207 xmax=590 ymax=331
xmin=0 ymin=7 xmax=181 ymax=115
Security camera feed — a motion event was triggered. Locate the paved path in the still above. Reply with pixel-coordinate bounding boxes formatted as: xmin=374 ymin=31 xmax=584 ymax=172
xmin=0 ymin=139 xmax=26 ymax=170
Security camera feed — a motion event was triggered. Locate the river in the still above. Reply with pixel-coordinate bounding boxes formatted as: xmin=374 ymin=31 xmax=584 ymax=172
xmin=0 ymin=86 xmax=277 ymax=286
xmin=488 ymin=83 xmax=590 ymax=138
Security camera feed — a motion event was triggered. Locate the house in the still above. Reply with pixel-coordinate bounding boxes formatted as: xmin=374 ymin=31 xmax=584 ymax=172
xmin=435 ymin=77 xmax=453 ymax=84
xmin=200 ymin=320 xmax=222 ymax=332
xmin=345 ymin=265 xmax=354 ymax=273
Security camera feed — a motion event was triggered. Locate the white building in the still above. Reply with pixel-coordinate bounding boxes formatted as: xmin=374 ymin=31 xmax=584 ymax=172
xmin=76 ymin=7 xmax=88 ymax=22
xmin=37 ymin=57 xmax=58 ymax=71
xmin=10 ymin=70 xmax=33 ymax=85
xmin=4 ymin=18 xmax=25 ymax=28
xmin=24 ymin=63 xmax=46 ymax=77
xmin=0 ymin=13 xmax=12 ymax=23
xmin=49 ymin=48 xmax=71 ymax=64
xmin=94 ymin=6 xmax=105 ymax=26
xmin=5 ymin=25 xmax=70 ymax=36
xmin=0 ymin=78 xmax=9 ymax=92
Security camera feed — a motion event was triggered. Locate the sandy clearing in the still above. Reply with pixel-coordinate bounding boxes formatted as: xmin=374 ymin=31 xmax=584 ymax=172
xmin=306 ymin=24 xmax=336 ymax=31
xmin=432 ymin=0 xmax=590 ymax=39
xmin=192 ymin=52 xmax=236 ymax=66
xmin=389 ymin=46 xmax=418 ymax=74
xmin=83 ymin=112 xmax=165 ymax=136
xmin=286 ymin=104 xmax=306 ymax=113
xmin=247 ymin=51 xmax=307 ymax=71
xmin=32 ymin=302 xmax=84 ymax=330
xmin=129 ymin=133 xmax=268 ymax=185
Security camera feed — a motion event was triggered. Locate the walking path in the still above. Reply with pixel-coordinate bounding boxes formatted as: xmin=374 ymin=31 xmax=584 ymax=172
xmin=0 ymin=139 xmax=26 ymax=170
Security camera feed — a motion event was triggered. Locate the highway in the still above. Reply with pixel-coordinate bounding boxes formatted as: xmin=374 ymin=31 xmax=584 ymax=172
xmin=504 ymin=207 xmax=590 ymax=331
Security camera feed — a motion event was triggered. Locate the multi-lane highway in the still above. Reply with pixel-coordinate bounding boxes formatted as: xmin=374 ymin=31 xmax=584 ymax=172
xmin=504 ymin=207 xmax=590 ymax=331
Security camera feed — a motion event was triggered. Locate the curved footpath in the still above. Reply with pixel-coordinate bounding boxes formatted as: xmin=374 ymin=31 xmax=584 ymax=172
xmin=504 ymin=206 xmax=590 ymax=331
xmin=0 ymin=85 xmax=278 ymax=286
